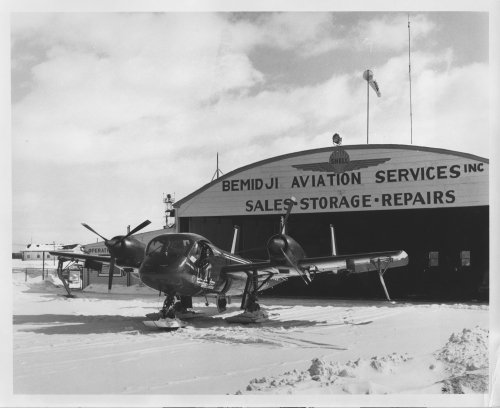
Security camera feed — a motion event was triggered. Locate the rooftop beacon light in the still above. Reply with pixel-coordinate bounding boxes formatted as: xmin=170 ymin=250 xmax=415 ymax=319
xmin=332 ymin=133 xmax=342 ymax=146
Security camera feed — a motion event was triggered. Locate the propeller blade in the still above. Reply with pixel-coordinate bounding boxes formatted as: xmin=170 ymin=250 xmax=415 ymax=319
xmin=280 ymin=248 xmax=311 ymax=285
xmin=281 ymin=197 xmax=297 ymax=234
xmin=124 ymin=220 xmax=151 ymax=238
xmin=81 ymin=223 xmax=108 ymax=241
xmin=108 ymin=257 xmax=115 ymax=292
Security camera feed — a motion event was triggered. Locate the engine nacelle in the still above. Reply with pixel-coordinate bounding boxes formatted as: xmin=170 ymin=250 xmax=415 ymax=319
xmin=267 ymin=234 xmax=306 ymax=265
xmin=107 ymin=236 xmax=145 ymax=268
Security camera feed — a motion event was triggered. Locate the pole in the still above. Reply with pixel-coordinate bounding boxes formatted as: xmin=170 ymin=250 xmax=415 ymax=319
xmin=367 ymin=74 xmax=370 ymax=144
xmin=211 ymin=152 xmax=223 ymax=181
xmin=42 ymin=251 xmax=45 ymax=280
xmin=408 ymin=13 xmax=413 ymax=144
xmin=329 ymin=224 xmax=337 ymax=256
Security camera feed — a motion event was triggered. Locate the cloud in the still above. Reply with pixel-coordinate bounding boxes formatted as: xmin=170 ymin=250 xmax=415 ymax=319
xmin=351 ymin=51 xmax=489 ymax=153
xmin=178 ymin=49 xmax=488 ymax=174
xmin=11 ymin=13 xmax=266 ymax=166
xmin=230 ymin=12 xmax=342 ymax=57
xmin=10 ymin=12 xmax=489 ymax=245
xmin=12 ymin=12 xmax=345 ymax=170
xmin=12 ymin=19 xmax=488 ymax=167
xmin=354 ymin=14 xmax=436 ymax=52
xmin=12 ymin=13 xmax=263 ymax=98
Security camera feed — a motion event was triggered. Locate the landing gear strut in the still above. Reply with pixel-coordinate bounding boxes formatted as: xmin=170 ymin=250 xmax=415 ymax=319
xmin=56 ymin=258 xmax=75 ymax=298
xmin=240 ymin=270 xmax=262 ymax=312
xmin=244 ymin=292 xmax=260 ymax=312
xmin=216 ymin=295 xmax=227 ymax=312
xmin=160 ymin=294 xmax=194 ymax=319
xmin=371 ymin=257 xmax=396 ymax=303
xmin=240 ymin=270 xmax=274 ymax=312
xmin=227 ymin=270 xmax=270 ymax=323
xmin=160 ymin=293 xmax=176 ymax=318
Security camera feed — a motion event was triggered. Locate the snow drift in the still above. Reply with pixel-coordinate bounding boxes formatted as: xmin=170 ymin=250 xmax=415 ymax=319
xmin=238 ymin=327 xmax=489 ymax=394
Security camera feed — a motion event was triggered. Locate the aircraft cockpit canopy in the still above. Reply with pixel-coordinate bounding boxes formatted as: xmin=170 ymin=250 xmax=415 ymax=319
xmin=146 ymin=236 xmax=196 ymax=262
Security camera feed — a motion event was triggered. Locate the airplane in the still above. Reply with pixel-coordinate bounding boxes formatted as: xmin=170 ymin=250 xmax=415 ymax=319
xmin=50 ymin=198 xmax=408 ymax=325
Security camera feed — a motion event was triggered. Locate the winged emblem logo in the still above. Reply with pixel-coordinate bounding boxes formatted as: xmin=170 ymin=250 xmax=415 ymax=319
xmin=292 ymin=147 xmax=391 ymax=173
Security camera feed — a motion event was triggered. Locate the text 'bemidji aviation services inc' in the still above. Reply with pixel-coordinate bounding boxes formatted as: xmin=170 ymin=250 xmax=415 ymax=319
xmin=222 ymin=161 xmax=485 ymax=212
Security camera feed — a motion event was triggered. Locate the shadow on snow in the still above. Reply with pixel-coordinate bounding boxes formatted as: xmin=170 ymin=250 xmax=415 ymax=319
xmin=13 ymin=312 xmax=333 ymax=337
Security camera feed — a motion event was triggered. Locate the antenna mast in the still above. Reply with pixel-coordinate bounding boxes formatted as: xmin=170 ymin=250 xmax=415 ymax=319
xmin=211 ymin=152 xmax=224 ymax=181
xmin=408 ymin=13 xmax=413 ymax=145
xmin=163 ymin=193 xmax=175 ymax=229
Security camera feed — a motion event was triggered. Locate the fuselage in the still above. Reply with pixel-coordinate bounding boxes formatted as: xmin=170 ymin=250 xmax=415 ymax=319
xmin=138 ymin=233 xmax=260 ymax=296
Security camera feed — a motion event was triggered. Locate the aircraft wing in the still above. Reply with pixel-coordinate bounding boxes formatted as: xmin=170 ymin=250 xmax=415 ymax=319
xmin=220 ymin=261 xmax=293 ymax=282
xmin=220 ymin=249 xmax=408 ymax=280
xmin=219 ymin=250 xmax=408 ymax=302
xmin=49 ymin=251 xmax=112 ymax=263
xmin=221 ymin=261 xmax=273 ymax=274
xmin=299 ymin=250 xmax=408 ymax=274
xmin=220 ymin=262 xmax=294 ymax=293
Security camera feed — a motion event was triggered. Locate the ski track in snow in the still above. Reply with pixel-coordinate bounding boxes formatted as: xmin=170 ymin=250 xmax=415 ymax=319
xmin=12 ymin=274 xmax=489 ymax=395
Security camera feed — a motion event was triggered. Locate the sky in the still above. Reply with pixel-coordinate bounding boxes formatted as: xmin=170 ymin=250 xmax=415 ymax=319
xmin=8 ymin=7 xmax=493 ymax=250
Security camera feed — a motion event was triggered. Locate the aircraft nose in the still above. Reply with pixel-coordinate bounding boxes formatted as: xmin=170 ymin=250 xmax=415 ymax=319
xmin=139 ymin=256 xmax=187 ymax=291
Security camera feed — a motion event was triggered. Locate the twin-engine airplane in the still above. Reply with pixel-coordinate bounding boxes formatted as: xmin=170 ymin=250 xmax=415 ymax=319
xmin=50 ymin=198 xmax=408 ymax=324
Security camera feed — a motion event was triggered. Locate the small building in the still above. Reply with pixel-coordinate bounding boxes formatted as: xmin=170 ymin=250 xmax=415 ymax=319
xmin=20 ymin=243 xmax=82 ymax=261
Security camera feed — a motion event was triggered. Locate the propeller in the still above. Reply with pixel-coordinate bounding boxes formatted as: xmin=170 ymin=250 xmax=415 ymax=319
xmin=81 ymin=223 xmax=108 ymax=241
xmin=81 ymin=220 xmax=152 ymax=291
xmin=272 ymin=197 xmax=311 ymax=284
xmin=108 ymin=257 xmax=115 ymax=292
xmin=280 ymin=248 xmax=311 ymax=285
xmin=268 ymin=235 xmax=311 ymax=285
xmin=123 ymin=220 xmax=152 ymax=239
xmin=281 ymin=196 xmax=297 ymax=234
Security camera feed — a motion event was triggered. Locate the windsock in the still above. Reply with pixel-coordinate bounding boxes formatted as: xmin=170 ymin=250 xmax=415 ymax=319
xmin=370 ymin=80 xmax=381 ymax=97
xmin=363 ymin=69 xmax=382 ymax=97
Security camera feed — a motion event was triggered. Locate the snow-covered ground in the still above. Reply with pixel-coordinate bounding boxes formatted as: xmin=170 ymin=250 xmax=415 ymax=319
xmin=10 ymin=270 xmax=493 ymax=406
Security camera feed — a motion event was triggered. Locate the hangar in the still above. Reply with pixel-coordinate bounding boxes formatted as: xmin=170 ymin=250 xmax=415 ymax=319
xmin=174 ymin=144 xmax=489 ymax=301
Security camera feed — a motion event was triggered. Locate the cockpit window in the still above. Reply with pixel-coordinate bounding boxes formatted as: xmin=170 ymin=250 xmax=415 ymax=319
xmin=146 ymin=239 xmax=164 ymax=255
xmin=146 ymin=236 xmax=195 ymax=261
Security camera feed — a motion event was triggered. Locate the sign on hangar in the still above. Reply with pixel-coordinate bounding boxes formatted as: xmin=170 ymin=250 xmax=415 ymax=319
xmin=175 ymin=144 xmax=488 ymax=217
